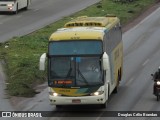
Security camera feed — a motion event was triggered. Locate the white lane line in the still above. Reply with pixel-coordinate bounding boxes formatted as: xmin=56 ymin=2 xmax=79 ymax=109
xmin=96 ymin=111 xmax=105 ymax=120
xmin=125 ymin=77 xmax=134 ymax=86
xmin=34 ymin=9 xmax=40 ymax=11
xmin=16 ymin=15 xmax=22 ymax=18
xmin=142 ymin=59 xmax=150 ymax=66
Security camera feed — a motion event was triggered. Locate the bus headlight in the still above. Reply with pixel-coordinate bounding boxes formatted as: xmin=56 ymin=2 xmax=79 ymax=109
xmin=49 ymin=92 xmax=61 ymax=96
xmin=157 ymin=81 xmax=160 ymax=85
xmin=90 ymin=91 xmax=104 ymax=96
xmin=7 ymin=4 xmax=13 ymax=7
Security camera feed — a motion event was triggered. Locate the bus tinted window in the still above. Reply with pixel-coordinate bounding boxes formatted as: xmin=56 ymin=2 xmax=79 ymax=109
xmin=49 ymin=40 xmax=102 ymax=55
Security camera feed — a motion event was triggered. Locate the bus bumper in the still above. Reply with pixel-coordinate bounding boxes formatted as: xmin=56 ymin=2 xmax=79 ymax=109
xmin=0 ymin=7 xmax=10 ymax=12
xmin=0 ymin=2 xmax=15 ymax=12
xmin=49 ymin=94 xmax=106 ymax=105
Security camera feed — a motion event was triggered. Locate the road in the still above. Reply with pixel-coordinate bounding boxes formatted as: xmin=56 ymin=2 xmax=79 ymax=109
xmin=0 ymin=1 xmax=160 ymax=120
xmin=0 ymin=0 xmax=100 ymax=42
xmin=9 ymin=5 xmax=160 ymax=120
xmin=0 ymin=0 xmax=100 ymax=119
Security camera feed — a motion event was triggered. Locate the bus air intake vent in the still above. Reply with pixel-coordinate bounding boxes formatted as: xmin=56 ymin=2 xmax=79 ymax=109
xmin=64 ymin=16 xmax=109 ymax=28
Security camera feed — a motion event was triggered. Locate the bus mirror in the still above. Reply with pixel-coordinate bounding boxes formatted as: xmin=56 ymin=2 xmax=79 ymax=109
xmin=102 ymin=52 xmax=109 ymax=71
xmin=39 ymin=53 xmax=46 ymax=71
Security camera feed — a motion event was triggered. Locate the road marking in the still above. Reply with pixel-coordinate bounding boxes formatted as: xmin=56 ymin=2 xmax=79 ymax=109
xmin=125 ymin=77 xmax=134 ymax=86
xmin=15 ymin=15 xmax=22 ymax=18
xmin=142 ymin=59 xmax=150 ymax=66
xmin=34 ymin=9 xmax=40 ymax=11
xmin=96 ymin=111 xmax=105 ymax=120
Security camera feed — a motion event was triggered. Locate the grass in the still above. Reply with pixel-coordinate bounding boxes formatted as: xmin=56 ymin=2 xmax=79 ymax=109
xmin=0 ymin=0 xmax=155 ymax=97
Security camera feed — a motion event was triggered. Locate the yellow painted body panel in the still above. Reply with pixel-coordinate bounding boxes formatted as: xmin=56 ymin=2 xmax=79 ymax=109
xmin=52 ymin=88 xmax=85 ymax=96
xmin=64 ymin=16 xmax=109 ymax=27
xmin=111 ymin=41 xmax=123 ymax=85
xmin=49 ymin=16 xmax=120 ymax=41
xmin=49 ymin=30 xmax=104 ymax=41
xmin=48 ymin=16 xmax=123 ymax=100
xmin=49 ymin=16 xmax=123 ymax=87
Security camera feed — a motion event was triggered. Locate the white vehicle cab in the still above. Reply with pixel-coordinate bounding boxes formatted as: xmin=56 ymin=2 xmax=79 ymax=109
xmin=0 ymin=0 xmax=30 ymax=14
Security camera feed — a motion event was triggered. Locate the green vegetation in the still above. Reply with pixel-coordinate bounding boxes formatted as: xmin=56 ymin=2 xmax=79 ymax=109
xmin=0 ymin=0 xmax=155 ymax=97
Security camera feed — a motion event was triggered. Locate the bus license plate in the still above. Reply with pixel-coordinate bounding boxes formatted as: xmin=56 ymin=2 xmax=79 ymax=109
xmin=72 ymin=99 xmax=81 ymax=103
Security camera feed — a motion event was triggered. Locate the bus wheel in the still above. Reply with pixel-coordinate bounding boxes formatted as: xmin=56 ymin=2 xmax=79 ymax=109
xmin=24 ymin=0 xmax=28 ymax=10
xmin=157 ymin=95 xmax=160 ymax=101
xmin=113 ymin=86 xmax=118 ymax=93
xmin=113 ymin=72 xmax=120 ymax=93
xmin=101 ymin=101 xmax=107 ymax=108
xmin=56 ymin=105 xmax=62 ymax=108
xmin=14 ymin=4 xmax=18 ymax=14
xmin=113 ymin=80 xmax=119 ymax=93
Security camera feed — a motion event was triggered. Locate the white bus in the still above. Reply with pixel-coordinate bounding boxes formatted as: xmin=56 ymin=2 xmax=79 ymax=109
xmin=0 ymin=0 xmax=30 ymax=14
xmin=40 ymin=16 xmax=123 ymax=108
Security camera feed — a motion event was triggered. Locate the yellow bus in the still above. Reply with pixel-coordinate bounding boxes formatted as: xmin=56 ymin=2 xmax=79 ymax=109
xmin=39 ymin=16 xmax=123 ymax=108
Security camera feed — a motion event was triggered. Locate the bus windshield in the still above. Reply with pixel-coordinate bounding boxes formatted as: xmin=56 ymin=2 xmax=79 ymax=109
xmin=49 ymin=56 xmax=103 ymax=87
xmin=49 ymin=40 xmax=102 ymax=55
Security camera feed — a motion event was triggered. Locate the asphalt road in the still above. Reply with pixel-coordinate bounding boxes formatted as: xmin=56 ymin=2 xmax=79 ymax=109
xmin=0 ymin=0 xmax=100 ymax=119
xmin=0 ymin=0 xmax=100 ymax=42
xmin=19 ymin=5 xmax=160 ymax=120
xmin=0 ymin=1 xmax=160 ymax=120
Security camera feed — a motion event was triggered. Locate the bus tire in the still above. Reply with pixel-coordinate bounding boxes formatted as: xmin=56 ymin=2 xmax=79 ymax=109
xmin=113 ymin=86 xmax=118 ymax=93
xmin=101 ymin=101 xmax=107 ymax=108
xmin=24 ymin=0 xmax=28 ymax=10
xmin=108 ymin=84 xmax=110 ymax=99
xmin=113 ymin=71 xmax=120 ymax=93
xmin=157 ymin=95 xmax=160 ymax=101
xmin=56 ymin=105 xmax=62 ymax=108
xmin=119 ymin=67 xmax=122 ymax=81
xmin=14 ymin=4 xmax=18 ymax=14
xmin=113 ymin=79 xmax=119 ymax=93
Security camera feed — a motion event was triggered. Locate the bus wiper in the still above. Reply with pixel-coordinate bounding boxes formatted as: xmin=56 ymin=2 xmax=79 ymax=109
xmin=77 ymin=69 xmax=89 ymax=85
xmin=65 ymin=68 xmax=72 ymax=78
xmin=60 ymin=68 xmax=72 ymax=88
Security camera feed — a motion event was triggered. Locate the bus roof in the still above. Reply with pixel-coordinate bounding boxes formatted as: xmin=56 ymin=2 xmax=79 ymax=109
xmin=64 ymin=16 xmax=119 ymax=28
xmin=49 ymin=16 xmax=120 ymax=41
xmin=49 ymin=27 xmax=105 ymax=41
